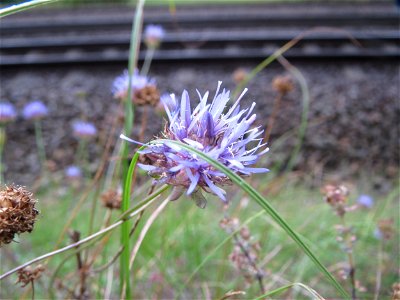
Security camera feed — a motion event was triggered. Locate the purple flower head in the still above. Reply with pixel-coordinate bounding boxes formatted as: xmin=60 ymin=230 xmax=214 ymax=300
xmin=373 ymin=228 xmax=383 ymax=240
xmin=65 ymin=165 xmax=82 ymax=179
xmin=112 ymin=69 xmax=155 ymax=100
xmin=144 ymin=24 xmax=165 ymax=47
xmin=72 ymin=121 xmax=97 ymax=139
xmin=357 ymin=194 xmax=374 ymax=208
xmin=22 ymin=100 xmax=48 ymax=120
xmin=121 ymin=82 xmax=269 ymax=204
xmin=0 ymin=102 xmax=17 ymax=124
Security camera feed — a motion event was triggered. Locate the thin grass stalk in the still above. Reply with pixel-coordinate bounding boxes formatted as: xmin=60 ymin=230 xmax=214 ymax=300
xmin=176 ymin=210 xmax=265 ymax=299
xmin=34 ymin=120 xmax=47 ymax=171
xmin=252 ymin=282 xmax=325 ymax=300
xmin=140 ymin=46 xmax=156 ymax=77
xmin=0 ymin=126 xmax=5 ymax=184
xmin=129 ymin=196 xmax=170 ymax=270
xmin=0 ymin=184 xmax=165 ymax=282
xmin=362 ymin=185 xmax=399 ymax=238
xmin=277 ymin=57 xmax=310 ymax=172
xmin=48 ymin=237 xmax=102 ymax=299
xmin=233 ymin=27 xmax=360 ymax=99
xmin=120 ymin=0 xmax=146 ymax=297
xmin=0 ymin=0 xmax=60 ymax=18
xmin=154 ymin=139 xmax=349 ymax=299
xmin=374 ymin=239 xmax=383 ymax=300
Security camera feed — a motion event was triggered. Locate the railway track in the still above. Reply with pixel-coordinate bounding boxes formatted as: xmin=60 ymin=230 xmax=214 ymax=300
xmin=0 ymin=2 xmax=399 ymax=66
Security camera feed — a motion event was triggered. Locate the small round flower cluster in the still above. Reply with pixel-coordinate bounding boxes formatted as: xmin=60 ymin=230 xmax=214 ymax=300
xmin=65 ymin=165 xmax=82 ymax=179
xmin=0 ymin=185 xmax=39 ymax=246
xmin=144 ymin=24 xmax=165 ymax=48
xmin=112 ymin=69 xmax=159 ymax=106
xmin=72 ymin=121 xmax=97 ymax=139
xmin=0 ymin=103 xmax=17 ymax=125
xmin=356 ymin=194 xmax=374 ymax=208
xmin=22 ymin=100 xmax=48 ymax=120
xmin=1 ymin=100 xmax=49 ymax=125
xmin=122 ymin=82 xmax=269 ymax=203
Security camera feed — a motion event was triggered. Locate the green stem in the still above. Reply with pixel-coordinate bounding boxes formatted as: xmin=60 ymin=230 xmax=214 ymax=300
xmin=140 ymin=46 xmax=155 ymax=77
xmin=120 ymin=0 xmax=146 ymax=298
xmin=252 ymin=282 xmax=325 ymax=300
xmin=76 ymin=139 xmax=89 ymax=179
xmin=280 ymin=59 xmax=310 ymax=172
xmin=34 ymin=120 xmax=47 ymax=171
xmin=0 ymin=125 xmax=5 ymax=184
xmin=154 ymin=139 xmax=349 ymax=299
xmin=0 ymin=0 xmax=60 ymax=18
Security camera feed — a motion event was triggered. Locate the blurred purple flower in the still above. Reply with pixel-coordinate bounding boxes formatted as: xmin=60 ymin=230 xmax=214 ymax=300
xmin=65 ymin=165 xmax=82 ymax=179
xmin=357 ymin=194 xmax=374 ymax=208
xmin=0 ymin=102 xmax=17 ymax=124
xmin=374 ymin=228 xmax=383 ymax=240
xmin=112 ymin=69 xmax=155 ymax=100
xmin=121 ymin=81 xmax=269 ymax=203
xmin=72 ymin=121 xmax=97 ymax=138
xmin=22 ymin=100 xmax=48 ymax=120
xmin=144 ymin=24 xmax=165 ymax=47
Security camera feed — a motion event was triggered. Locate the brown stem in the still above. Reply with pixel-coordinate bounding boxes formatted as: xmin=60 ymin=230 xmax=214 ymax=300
xmin=31 ymin=280 xmax=35 ymax=300
xmin=373 ymin=240 xmax=383 ymax=300
xmin=233 ymin=234 xmax=265 ymax=294
xmin=340 ymin=216 xmax=357 ymax=300
xmin=92 ymin=210 xmax=145 ymax=274
xmin=51 ymin=106 xmax=120 ymax=253
xmin=138 ymin=106 xmax=148 ymax=143
xmin=264 ymin=93 xmax=283 ymax=142
xmin=0 ymin=195 xmax=158 ymax=281
xmin=69 ymin=231 xmax=87 ymax=299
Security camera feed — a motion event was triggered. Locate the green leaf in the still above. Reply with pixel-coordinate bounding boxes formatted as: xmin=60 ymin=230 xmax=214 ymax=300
xmin=152 ymin=138 xmax=349 ymax=299
xmin=0 ymin=0 xmax=60 ymax=18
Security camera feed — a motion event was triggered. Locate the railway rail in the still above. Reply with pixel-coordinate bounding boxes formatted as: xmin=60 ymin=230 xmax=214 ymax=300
xmin=0 ymin=3 xmax=399 ymax=66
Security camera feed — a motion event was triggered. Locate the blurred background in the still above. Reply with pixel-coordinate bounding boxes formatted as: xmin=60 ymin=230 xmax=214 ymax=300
xmin=1 ymin=0 xmax=398 ymax=186
xmin=0 ymin=1 xmax=399 ymax=299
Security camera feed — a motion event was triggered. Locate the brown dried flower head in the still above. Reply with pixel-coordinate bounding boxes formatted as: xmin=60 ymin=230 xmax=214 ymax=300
xmin=321 ymin=184 xmax=349 ymax=216
xmin=16 ymin=265 xmax=45 ymax=287
xmin=133 ymin=85 xmax=160 ymax=107
xmin=272 ymin=75 xmax=294 ymax=95
xmin=232 ymin=68 xmax=248 ymax=85
xmin=101 ymin=188 xmax=122 ymax=210
xmin=392 ymin=282 xmax=400 ymax=300
xmin=377 ymin=219 xmax=395 ymax=240
xmin=0 ymin=185 xmax=39 ymax=246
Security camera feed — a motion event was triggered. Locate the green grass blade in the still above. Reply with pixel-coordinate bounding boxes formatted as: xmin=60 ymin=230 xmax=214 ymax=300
xmin=253 ymin=282 xmax=325 ymax=300
xmin=152 ymin=139 xmax=349 ymax=299
xmin=120 ymin=0 xmax=146 ymax=297
xmin=0 ymin=0 xmax=60 ymax=18
xmin=120 ymin=144 xmax=147 ymax=298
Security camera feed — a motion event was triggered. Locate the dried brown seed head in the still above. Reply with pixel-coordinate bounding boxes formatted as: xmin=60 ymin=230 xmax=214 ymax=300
xmin=232 ymin=68 xmax=248 ymax=85
xmin=133 ymin=85 xmax=160 ymax=107
xmin=101 ymin=189 xmax=122 ymax=210
xmin=321 ymin=184 xmax=350 ymax=216
xmin=377 ymin=219 xmax=395 ymax=240
xmin=272 ymin=75 xmax=294 ymax=95
xmin=392 ymin=282 xmax=400 ymax=300
xmin=0 ymin=185 xmax=39 ymax=246
xmin=16 ymin=264 xmax=45 ymax=287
